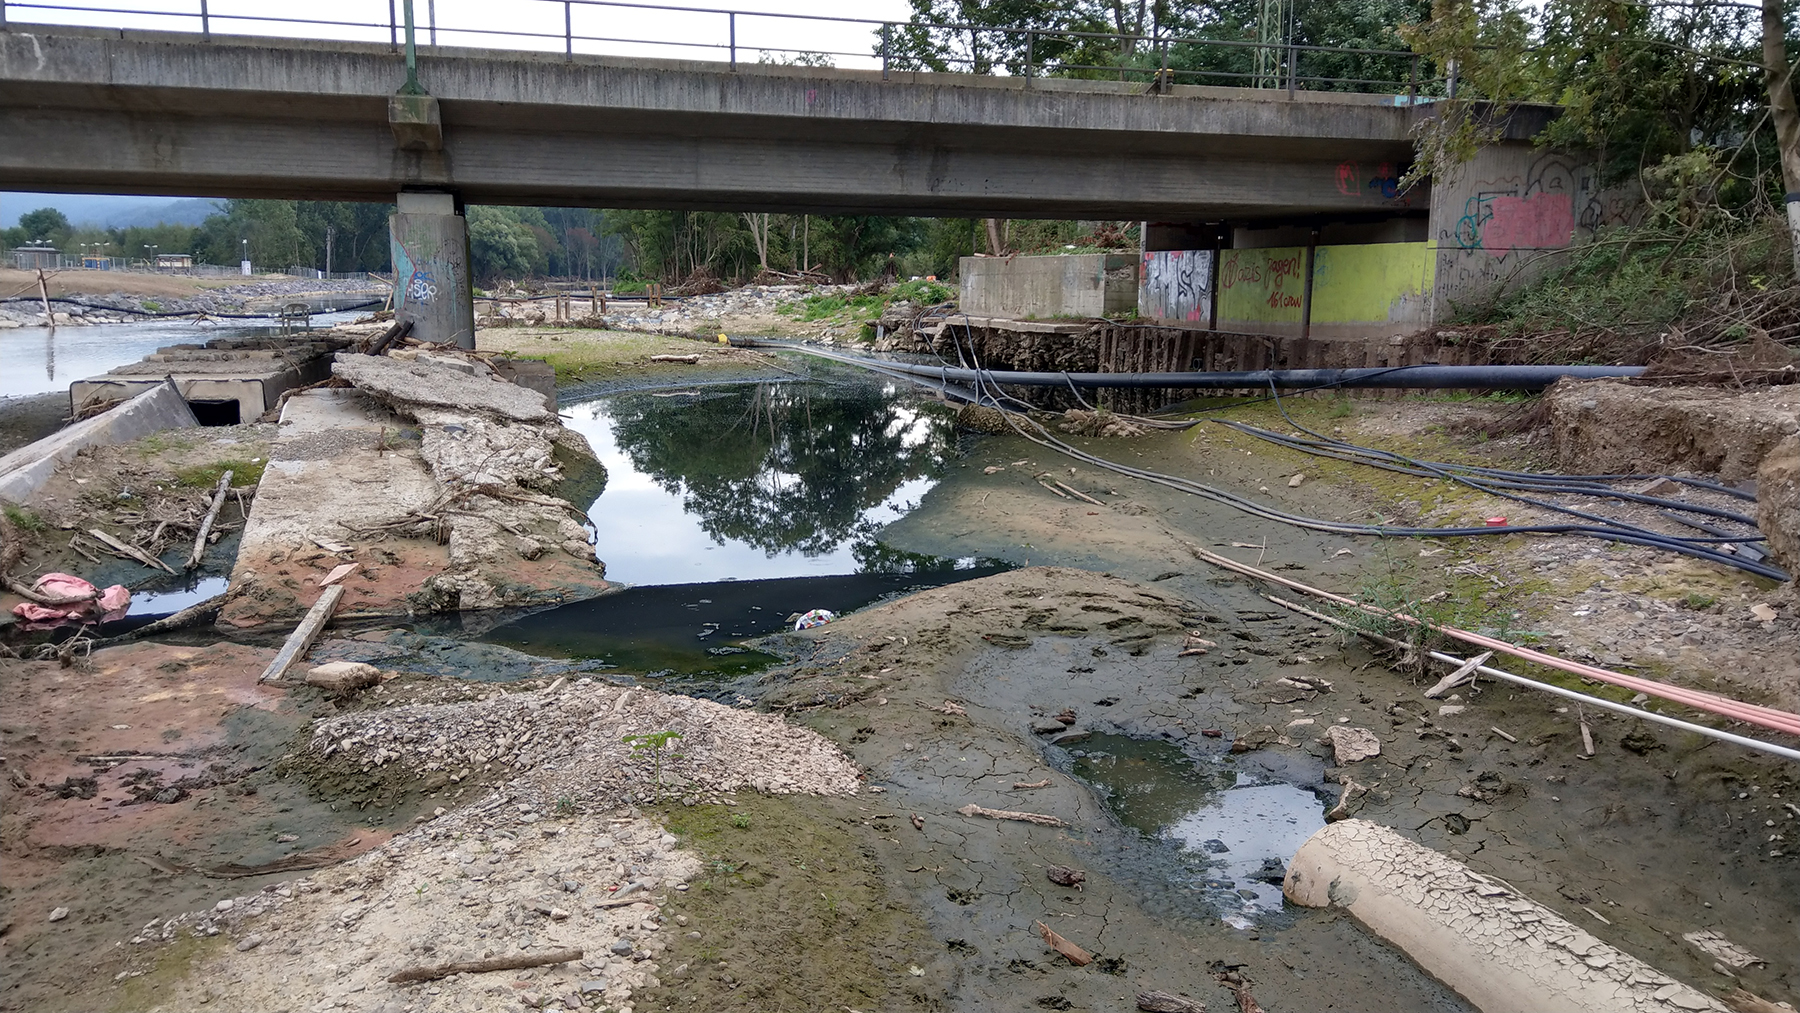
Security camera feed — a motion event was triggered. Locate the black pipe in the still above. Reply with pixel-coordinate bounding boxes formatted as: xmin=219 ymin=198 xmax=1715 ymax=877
xmin=742 ymin=340 xmax=1644 ymax=390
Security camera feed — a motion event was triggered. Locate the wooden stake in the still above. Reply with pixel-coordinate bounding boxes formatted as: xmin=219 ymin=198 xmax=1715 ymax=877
xmin=186 ymin=470 xmax=233 ymax=570
xmin=1054 ymin=480 xmax=1104 ymax=506
xmin=1578 ymin=705 xmax=1596 ymax=757
xmin=387 ymin=947 xmax=583 ymax=984
xmin=1489 ymin=726 xmax=1518 ymax=743
xmin=257 ymin=585 xmax=345 ymax=683
xmin=38 ymin=268 xmax=54 ymax=328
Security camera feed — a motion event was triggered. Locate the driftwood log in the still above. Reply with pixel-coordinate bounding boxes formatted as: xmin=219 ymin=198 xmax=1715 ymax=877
xmin=387 ymin=947 xmax=583 ymax=984
xmin=186 ymin=470 xmax=233 ymax=570
xmin=957 ymin=803 xmax=1065 ymax=827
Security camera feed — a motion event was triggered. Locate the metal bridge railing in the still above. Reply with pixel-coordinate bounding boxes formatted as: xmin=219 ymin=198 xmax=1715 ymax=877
xmin=0 ymin=0 xmax=1444 ymax=101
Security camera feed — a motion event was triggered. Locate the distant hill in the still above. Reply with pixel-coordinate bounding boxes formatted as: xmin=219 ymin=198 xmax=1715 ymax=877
xmin=0 ymin=192 xmax=221 ymax=229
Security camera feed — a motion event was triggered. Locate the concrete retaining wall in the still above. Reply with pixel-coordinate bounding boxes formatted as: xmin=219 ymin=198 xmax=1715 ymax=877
xmin=960 ymin=254 xmax=1137 ymax=319
xmin=0 ymin=380 xmax=197 ymax=504
xmin=1429 ymin=141 xmax=1635 ymax=317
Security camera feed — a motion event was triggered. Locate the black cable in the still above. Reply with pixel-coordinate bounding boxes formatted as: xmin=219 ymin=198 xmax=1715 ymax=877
xmin=1215 ymin=421 xmax=1762 ymax=529
xmin=757 ymin=341 xmax=1788 ymax=580
xmin=1251 ymin=379 xmax=1763 ymax=549
xmin=1001 ymin=418 xmax=1788 ymax=581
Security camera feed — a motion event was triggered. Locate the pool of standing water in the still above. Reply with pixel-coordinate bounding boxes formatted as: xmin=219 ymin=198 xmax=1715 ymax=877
xmin=474 ymin=374 xmax=1005 ymax=676
xmin=1067 ymin=733 xmax=1327 ymax=925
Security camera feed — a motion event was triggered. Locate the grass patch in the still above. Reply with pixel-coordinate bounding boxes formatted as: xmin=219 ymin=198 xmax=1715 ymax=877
xmin=644 ymin=794 xmax=939 ymax=1013
xmin=136 ymin=431 xmax=198 ymax=455
xmin=107 ymin=933 xmax=225 ymax=1013
xmin=173 ymin=459 xmax=266 ymax=489
xmin=479 ymin=329 xmax=714 ymax=383
xmin=784 ymin=279 xmax=956 ymax=325
xmin=1335 ymin=541 xmax=1551 ymax=656
xmin=3 ymin=504 xmax=47 ymax=532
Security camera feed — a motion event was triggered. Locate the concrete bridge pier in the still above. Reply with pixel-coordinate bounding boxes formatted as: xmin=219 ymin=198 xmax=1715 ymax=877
xmin=390 ymin=191 xmax=475 ymax=348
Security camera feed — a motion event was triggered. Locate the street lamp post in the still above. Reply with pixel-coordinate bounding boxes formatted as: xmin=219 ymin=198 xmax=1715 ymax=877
xmin=241 ymin=238 xmax=251 ymax=277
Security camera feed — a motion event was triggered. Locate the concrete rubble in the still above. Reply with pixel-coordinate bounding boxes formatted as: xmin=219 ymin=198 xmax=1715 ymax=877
xmin=221 ymin=348 xmax=608 ymax=626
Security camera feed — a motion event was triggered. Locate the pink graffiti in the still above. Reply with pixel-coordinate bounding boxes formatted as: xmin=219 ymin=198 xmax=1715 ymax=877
xmin=1336 ymin=161 xmax=1360 ymax=196
xmin=1481 ymin=192 xmax=1574 ymax=256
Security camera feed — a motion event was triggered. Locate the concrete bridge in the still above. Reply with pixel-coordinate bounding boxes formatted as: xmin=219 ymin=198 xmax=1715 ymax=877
xmin=2 ymin=24 xmax=1579 ymax=349
xmin=0 ymin=25 xmax=1425 ymax=220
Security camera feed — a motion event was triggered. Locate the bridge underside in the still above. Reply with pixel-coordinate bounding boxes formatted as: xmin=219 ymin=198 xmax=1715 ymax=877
xmin=0 ymin=27 xmax=1428 ymax=219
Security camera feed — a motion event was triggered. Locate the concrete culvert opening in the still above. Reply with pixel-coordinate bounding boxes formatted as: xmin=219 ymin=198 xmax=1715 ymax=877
xmin=186 ymin=398 xmax=241 ymax=426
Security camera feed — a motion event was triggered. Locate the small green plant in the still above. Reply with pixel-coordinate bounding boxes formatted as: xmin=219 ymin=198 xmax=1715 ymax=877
xmin=623 ymin=729 xmax=684 ymax=798
xmin=730 ymin=813 xmax=751 ymax=830
xmin=888 ymin=278 xmax=954 ymax=305
xmin=2 ymin=504 xmax=46 ymax=532
xmin=142 ymin=299 xmax=162 ymax=312
xmin=556 ymin=795 xmax=578 ymax=816
xmin=174 ymin=459 xmax=266 ymax=489
xmin=1327 ymin=396 xmax=1354 ymax=419
xmin=1681 ymin=592 xmax=1717 ymax=610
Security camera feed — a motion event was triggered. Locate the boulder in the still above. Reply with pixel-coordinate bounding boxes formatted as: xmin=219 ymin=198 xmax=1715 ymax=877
xmin=305 ymin=661 xmax=382 ymax=692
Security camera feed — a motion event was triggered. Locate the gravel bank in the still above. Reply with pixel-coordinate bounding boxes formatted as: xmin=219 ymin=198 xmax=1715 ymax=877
xmin=308 ymin=678 xmax=863 ymax=810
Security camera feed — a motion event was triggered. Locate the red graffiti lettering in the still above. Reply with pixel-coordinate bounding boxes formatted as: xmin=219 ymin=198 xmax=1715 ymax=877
xmin=1266 ymin=291 xmax=1302 ymax=310
xmin=1336 ymin=161 xmax=1360 ymax=196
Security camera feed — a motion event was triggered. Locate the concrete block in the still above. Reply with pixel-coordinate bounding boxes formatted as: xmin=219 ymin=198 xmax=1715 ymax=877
xmin=960 ymin=254 xmax=1137 ymax=319
xmin=305 ymin=661 xmax=382 ymax=692
xmin=0 ymin=380 xmax=197 ymax=504
xmin=491 ymin=357 xmax=557 ymax=410
xmin=332 ymin=353 xmax=552 ymax=422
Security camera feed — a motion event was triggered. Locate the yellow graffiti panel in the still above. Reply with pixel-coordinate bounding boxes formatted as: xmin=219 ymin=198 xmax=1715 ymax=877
xmin=1215 ymin=247 xmax=1307 ymax=325
xmin=1309 ymin=242 xmax=1434 ymax=324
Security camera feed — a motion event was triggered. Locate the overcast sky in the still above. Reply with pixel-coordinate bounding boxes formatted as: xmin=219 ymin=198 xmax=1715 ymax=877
xmin=20 ymin=0 xmax=917 ymax=67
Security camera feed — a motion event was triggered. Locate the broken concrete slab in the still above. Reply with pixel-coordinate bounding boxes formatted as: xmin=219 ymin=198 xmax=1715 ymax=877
xmin=0 ymin=379 xmax=197 ymax=504
xmin=221 ymin=388 xmax=446 ymax=627
xmin=331 ymin=353 xmax=551 ymax=423
xmin=223 ymin=350 xmax=610 ymax=626
xmin=69 ymin=336 xmax=351 ymax=422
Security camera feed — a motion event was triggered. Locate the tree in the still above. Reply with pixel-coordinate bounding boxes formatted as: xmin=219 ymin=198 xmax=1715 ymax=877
xmin=14 ymin=207 xmax=71 ymax=247
xmin=743 ymin=212 xmax=773 ymax=271
xmin=192 ymin=199 xmax=306 ymax=267
xmin=468 ymin=206 xmax=544 ymax=283
xmin=1764 ymin=0 xmax=1800 ymax=276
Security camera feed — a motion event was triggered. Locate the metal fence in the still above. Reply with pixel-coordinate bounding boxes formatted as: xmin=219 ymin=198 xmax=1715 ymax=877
xmin=0 ymin=0 xmax=1444 ymax=99
xmin=4 ymin=252 xmax=385 ymax=279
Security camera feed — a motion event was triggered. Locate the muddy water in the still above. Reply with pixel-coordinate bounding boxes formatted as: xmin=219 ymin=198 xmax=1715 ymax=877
xmin=475 ymin=568 xmax=1008 ymax=679
xmin=1066 ymin=733 xmax=1326 ymax=922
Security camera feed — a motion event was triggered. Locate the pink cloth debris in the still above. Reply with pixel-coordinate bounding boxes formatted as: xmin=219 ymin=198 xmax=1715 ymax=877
xmin=9 ymin=572 xmax=131 ymax=625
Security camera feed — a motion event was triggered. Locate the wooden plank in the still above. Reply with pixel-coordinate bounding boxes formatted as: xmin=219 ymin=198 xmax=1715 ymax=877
xmin=257 ymin=584 xmax=346 ymax=684
xmin=186 ymin=470 xmax=233 ymax=570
